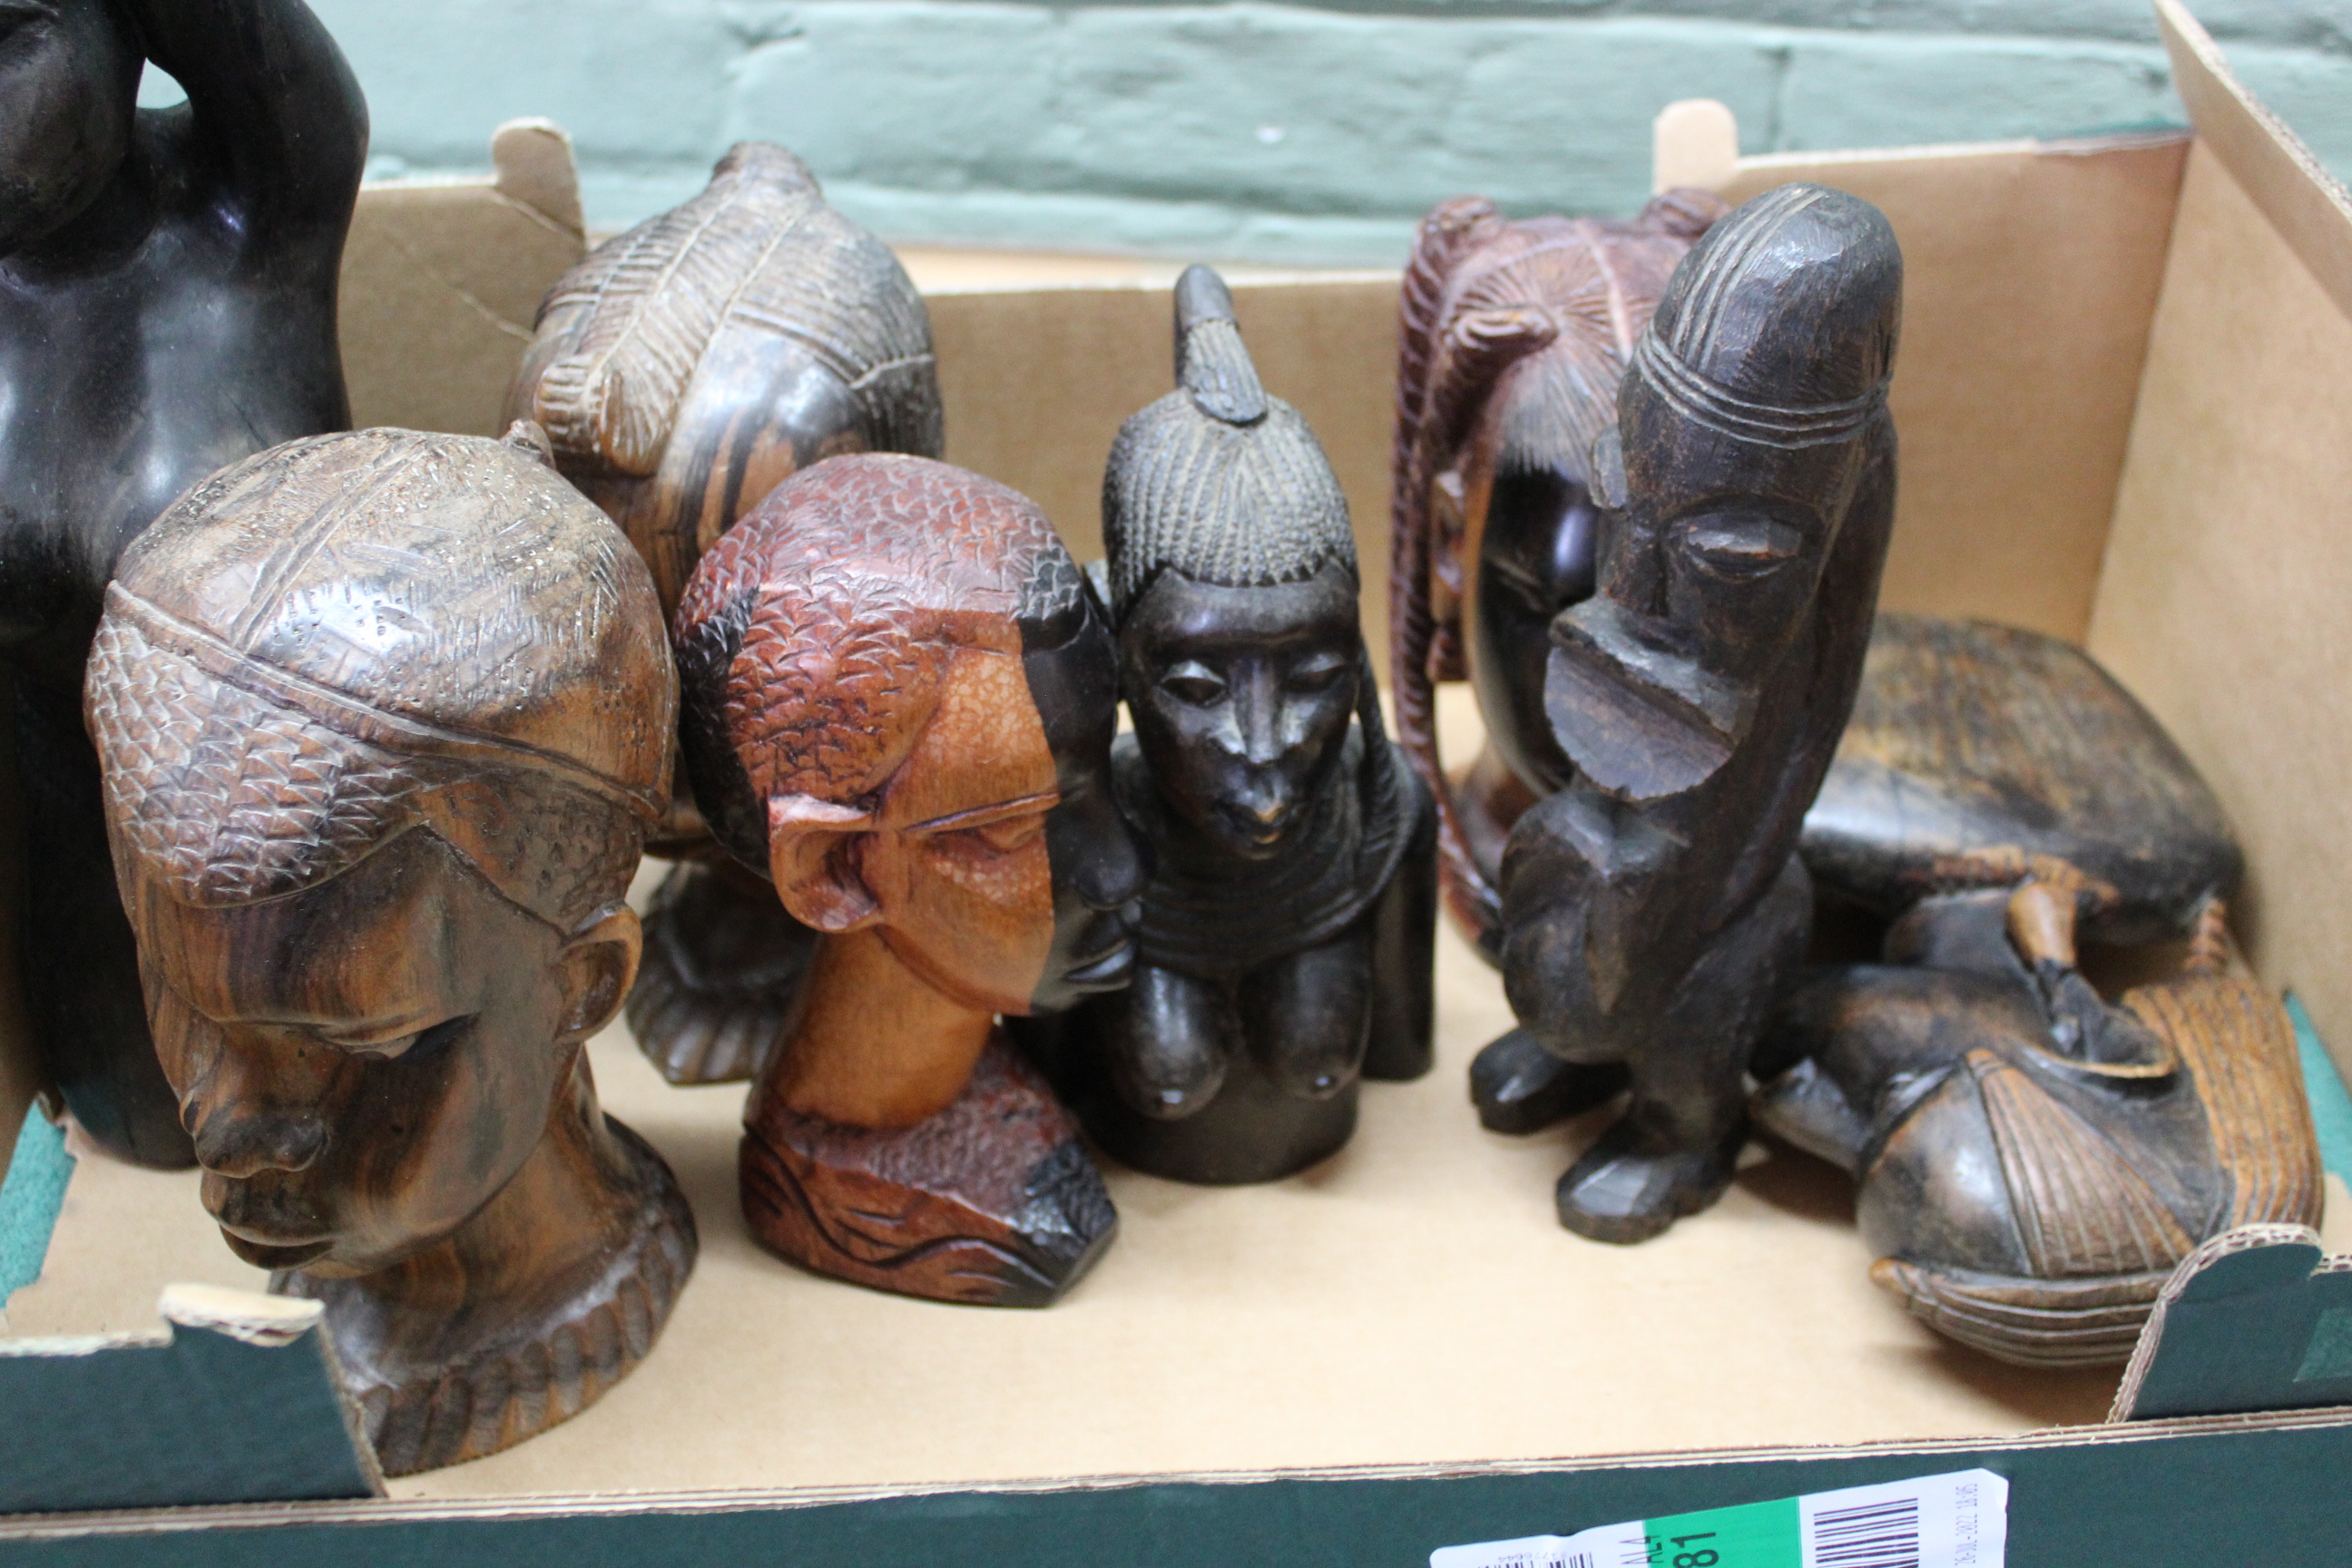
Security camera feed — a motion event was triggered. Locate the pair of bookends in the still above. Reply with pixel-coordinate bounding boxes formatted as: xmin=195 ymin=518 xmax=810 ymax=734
xmin=1767 ymin=616 xmax=2323 ymax=1365
xmin=1022 ymin=267 xmax=1436 ymax=1185
xmin=1436 ymin=183 xmax=1905 ymax=1243
xmin=511 ymin=141 xmax=946 ymax=1087
xmin=675 ymin=454 xmax=1143 ymax=1306
xmin=88 ymin=427 xmax=697 ymax=1475
xmin=2 ymin=0 xmax=367 ymax=1167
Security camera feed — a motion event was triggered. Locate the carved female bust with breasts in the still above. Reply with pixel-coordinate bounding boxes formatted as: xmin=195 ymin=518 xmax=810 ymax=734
xmin=1 ymin=0 xmax=367 ymax=1167
xmin=1028 ymin=266 xmax=1436 ymax=1185
xmin=510 ymin=140 xmax=946 ymax=1087
xmin=676 ymin=454 xmax=1143 ymax=1307
xmin=1494 ymin=184 xmax=1903 ymax=1242
xmin=87 ymin=426 xmax=694 ymax=1475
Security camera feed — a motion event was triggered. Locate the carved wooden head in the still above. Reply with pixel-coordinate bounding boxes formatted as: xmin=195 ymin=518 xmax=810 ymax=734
xmin=675 ymin=454 xmax=1142 ymax=1017
xmin=1102 ymin=265 xmax=1369 ymax=861
xmin=508 ymin=141 xmax=944 ymax=618
xmin=0 ymin=0 xmax=141 ymax=257
xmin=86 ymin=426 xmax=674 ymax=1276
xmin=1387 ymin=190 xmax=1720 ymax=933
xmin=1548 ymin=182 xmax=1902 ymax=804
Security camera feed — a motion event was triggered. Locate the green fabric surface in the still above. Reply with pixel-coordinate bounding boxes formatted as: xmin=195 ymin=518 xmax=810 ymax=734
xmin=0 ymin=1113 xmax=72 ymax=1312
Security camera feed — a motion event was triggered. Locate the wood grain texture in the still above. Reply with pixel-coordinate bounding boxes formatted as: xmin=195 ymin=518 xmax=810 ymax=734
xmin=86 ymin=426 xmax=696 ymax=1474
xmin=672 ymin=454 xmax=1141 ymax=1306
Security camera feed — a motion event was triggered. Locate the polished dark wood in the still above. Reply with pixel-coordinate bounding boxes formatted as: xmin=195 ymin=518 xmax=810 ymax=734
xmin=1804 ymin=613 xmax=2246 ymax=945
xmin=1387 ymin=189 xmax=1721 ymax=953
xmin=509 ymin=140 xmax=946 ymax=1086
xmin=1756 ymin=874 xmax=2322 ymax=1367
xmin=674 ymin=453 xmax=1142 ymax=1305
xmin=1482 ymin=184 xmax=1904 ymax=1243
xmin=87 ymin=426 xmax=695 ymax=1475
xmin=1 ymin=0 xmax=368 ymax=1167
xmin=1022 ymin=266 xmax=1435 ymax=1185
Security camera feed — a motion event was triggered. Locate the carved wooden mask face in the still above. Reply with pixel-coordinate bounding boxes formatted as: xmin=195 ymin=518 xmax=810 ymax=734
xmin=1120 ymin=563 xmax=1361 ymax=861
xmin=127 ymin=830 xmax=638 ymax=1278
xmin=0 ymin=0 xmax=136 ymax=258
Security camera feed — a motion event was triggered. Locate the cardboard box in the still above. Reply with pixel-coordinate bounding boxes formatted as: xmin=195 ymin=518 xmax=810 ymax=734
xmin=5 ymin=2 xmax=2352 ymax=1559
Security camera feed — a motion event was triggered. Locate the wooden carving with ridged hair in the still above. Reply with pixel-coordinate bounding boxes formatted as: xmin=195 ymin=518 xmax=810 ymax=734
xmin=1387 ymin=189 xmax=1722 ymax=957
xmin=507 ymin=140 xmax=946 ymax=1089
xmin=85 ymin=425 xmax=695 ymax=1475
xmin=1757 ymin=870 xmax=2321 ymax=1367
xmin=674 ymin=453 xmax=1144 ymax=1307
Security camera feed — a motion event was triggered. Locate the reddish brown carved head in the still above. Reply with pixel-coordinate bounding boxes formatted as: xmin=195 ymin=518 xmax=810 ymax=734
xmin=87 ymin=427 xmax=674 ymax=1277
xmin=675 ymin=454 xmax=1142 ymax=1020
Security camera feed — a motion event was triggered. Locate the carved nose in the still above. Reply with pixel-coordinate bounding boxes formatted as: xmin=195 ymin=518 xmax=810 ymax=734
xmin=190 ymin=1110 xmax=328 ymax=1179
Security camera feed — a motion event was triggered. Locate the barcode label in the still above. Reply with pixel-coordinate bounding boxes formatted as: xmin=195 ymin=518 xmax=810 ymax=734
xmin=1431 ymin=1468 xmax=2005 ymax=1568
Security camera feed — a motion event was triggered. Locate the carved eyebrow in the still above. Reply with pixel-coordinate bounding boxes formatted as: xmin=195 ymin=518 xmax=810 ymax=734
xmin=905 ymin=790 xmax=1060 ymax=837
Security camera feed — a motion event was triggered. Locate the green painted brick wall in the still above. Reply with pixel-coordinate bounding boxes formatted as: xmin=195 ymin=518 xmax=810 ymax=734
xmin=284 ymin=1 xmax=2351 ymax=261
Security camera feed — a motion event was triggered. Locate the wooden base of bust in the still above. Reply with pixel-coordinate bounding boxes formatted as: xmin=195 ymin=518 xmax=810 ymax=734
xmin=627 ymin=858 xmax=818 ymax=1084
xmin=740 ymin=1034 xmax=1116 ymax=1307
xmin=276 ymin=1087 xmax=697 ymax=1476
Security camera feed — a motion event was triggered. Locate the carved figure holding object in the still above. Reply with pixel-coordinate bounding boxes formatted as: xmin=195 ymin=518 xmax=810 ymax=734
xmin=1023 ymin=266 xmax=1436 ymax=1184
xmin=88 ymin=426 xmax=695 ymax=1475
xmin=510 ymin=141 xmax=946 ymax=1087
xmin=1387 ymin=189 xmax=1722 ymax=956
xmin=676 ymin=453 xmax=1144 ymax=1306
xmin=1493 ymin=184 xmax=1903 ymax=1242
xmin=2 ymin=0 xmax=368 ymax=1166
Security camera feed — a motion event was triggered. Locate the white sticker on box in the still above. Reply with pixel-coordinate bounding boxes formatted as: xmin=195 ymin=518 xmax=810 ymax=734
xmin=1430 ymin=1466 xmax=2008 ymax=1568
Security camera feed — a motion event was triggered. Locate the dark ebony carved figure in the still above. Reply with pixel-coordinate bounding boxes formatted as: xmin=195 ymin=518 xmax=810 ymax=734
xmin=1027 ymin=266 xmax=1435 ymax=1184
xmin=1387 ymin=190 xmax=1722 ymax=953
xmin=510 ymin=142 xmax=946 ymax=1087
xmin=1757 ymin=865 xmax=2320 ymax=1365
xmin=1 ymin=0 xmax=368 ymax=1166
xmin=675 ymin=454 xmax=1144 ymax=1306
xmin=1491 ymin=184 xmax=1903 ymax=1242
xmin=88 ymin=426 xmax=696 ymax=1474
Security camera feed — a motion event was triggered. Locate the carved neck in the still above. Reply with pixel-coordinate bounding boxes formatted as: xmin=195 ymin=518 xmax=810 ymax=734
xmin=335 ymin=1056 xmax=638 ymax=1324
xmin=764 ymin=926 xmax=996 ymax=1129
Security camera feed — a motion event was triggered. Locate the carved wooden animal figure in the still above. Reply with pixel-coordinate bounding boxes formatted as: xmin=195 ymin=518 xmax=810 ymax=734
xmin=1491 ymin=184 xmax=1903 ymax=1242
xmin=1756 ymin=865 xmax=2321 ymax=1366
xmin=1023 ymin=266 xmax=1436 ymax=1185
xmin=509 ymin=141 xmax=946 ymax=1088
xmin=1804 ymin=614 xmax=2245 ymax=946
xmin=1387 ymin=190 xmax=1721 ymax=953
xmin=87 ymin=426 xmax=695 ymax=1475
xmin=1 ymin=0 xmax=367 ymax=1167
xmin=675 ymin=454 xmax=1144 ymax=1306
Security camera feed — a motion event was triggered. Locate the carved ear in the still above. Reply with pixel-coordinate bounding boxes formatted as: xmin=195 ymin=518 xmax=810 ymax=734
xmin=768 ymin=795 xmax=883 ymax=934
xmin=555 ymin=906 xmax=643 ymax=1043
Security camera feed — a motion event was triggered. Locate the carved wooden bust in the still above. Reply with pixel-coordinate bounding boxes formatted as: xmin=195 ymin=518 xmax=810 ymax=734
xmin=1 ymin=0 xmax=367 ymax=1167
xmin=675 ymin=453 xmax=1143 ymax=1306
xmin=1758 ymin=866 xmax=2321 ymax=1366
xmin=1492 ymin=184 xmax=1904 ymax=1242
xmin=87 ymin=426 xmax=695 ymax=1475
xmin=509 ymin=140 xmax=946 ymax=1087
xmin=1025 ymin=266 xmax=1436 ymax=1184
xmin=1387 ymin=190 xmax=1721 ymax=951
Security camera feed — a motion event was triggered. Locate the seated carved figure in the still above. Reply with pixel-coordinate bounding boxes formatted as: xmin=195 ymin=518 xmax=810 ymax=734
xmin=1387 ymin=189 xmax=1721 ymax=951
xmin=1757 ymin=865 xmax=2321 ymax=1366
xmin=86 ymin=426 xmax=694 ymax=1475
xmin=2 ymin=0 xmax=368 ymax=1166
xmin=1493 ymin=184 xmax=1903 ymax=1242
xmin=674 ymin=454 xmax=1144 ymax=1307
xmin=1025 ymin=266 xmax=1436 ymax=1185
xmin=510 ymin=141 xmax=946 ymax=1087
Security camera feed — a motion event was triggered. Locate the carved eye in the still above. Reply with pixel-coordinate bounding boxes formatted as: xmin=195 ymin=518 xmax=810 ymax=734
xmin=1287 ymin=654 xmax=1349 ymax=694
xmin=963 ymin=814 xmax=1046 ymax=855
xmin=1681 ymin=513 xmax=1804 ymax=580
xmin=326 ymin=1015 xmax=470 ymax=1062
xmin=1159 ymin=661 xmax=1227 ymax=707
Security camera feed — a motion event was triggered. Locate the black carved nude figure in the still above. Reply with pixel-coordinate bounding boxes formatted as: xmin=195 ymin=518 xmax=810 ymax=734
xmin=1024 ymin=267 xmax=1436 ymax=1184
xmin=0 ymin=0 xmax=367 ymax=1165
xmin=1492 ymin=185 xmax=1903 ymax=1242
